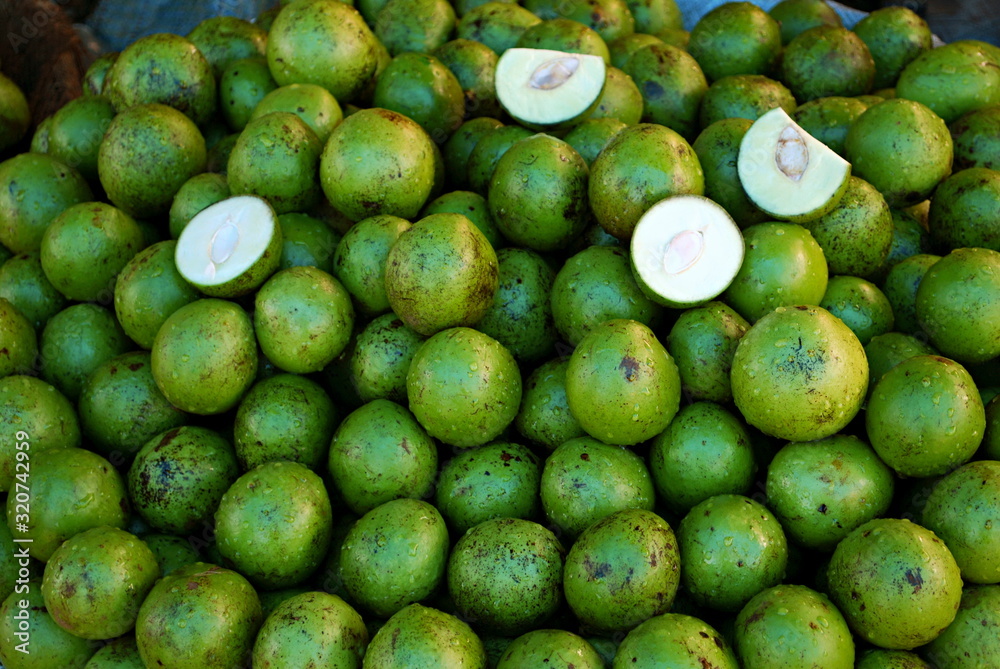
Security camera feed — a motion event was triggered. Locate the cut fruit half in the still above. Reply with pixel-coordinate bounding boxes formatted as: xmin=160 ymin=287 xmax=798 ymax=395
xmin=175 ymin=194 xmax=283 ymax=297
xmin=737 ymin=106 xmax=851 ymax=223
xmin=630 ymin=195 xmax=744 ymax=309
xmin=495 ymin=48 xmax=607 ymax=129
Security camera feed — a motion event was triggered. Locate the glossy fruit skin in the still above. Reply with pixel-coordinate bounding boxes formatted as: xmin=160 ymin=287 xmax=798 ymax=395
xmin=498 ymin=629 xmax=605 ymax=669
xmin=251 ymin=591 xmax=368 ymax=669
xmin=363 ymin=603 xmax=488 ymax=667
xmin=612 ymin=613 xmax=739 ymax=668
xmin=921 ymin=584 xmax=1000 ymax=667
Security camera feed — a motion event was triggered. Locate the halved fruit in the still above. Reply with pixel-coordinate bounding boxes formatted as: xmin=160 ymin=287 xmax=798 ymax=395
xmin=175 ymin=194 xmax=283 ymax=297
xmin=495 ymin=47 xmax=607 ymax=129
xmin=630 ymin=195 xmax=744 ymax=308
xmin=737 ymin=106 xmax=851 ymax=223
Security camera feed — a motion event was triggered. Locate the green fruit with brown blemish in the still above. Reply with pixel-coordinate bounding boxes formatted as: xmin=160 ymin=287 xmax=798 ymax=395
xmin=219 ymin=57 xmax=278 ymax=132
xmin=0 ymin=581 xmax=96 ymax=667
xmin=251 ymin=83 xmax=343 ymax=143
xmin=613 ymin=612 xmax=738 ymax=668
xmin=363 ymin=603 xmax=488 ymax=667
xmin=422 ymin=190 xmax=504 ymax=249
xmin=768 ymin=0 xmax=842 ymax=45
xmin=456 ymin=2 xmax=542 ymax=55
xmin=251 ymin=591 xmax=368 ymax=668
xmin=921 ymin=584 xmax=1000 ymax=667
xmin=169 ymin=172 xmax=230 ymax=239
xmin=442 ymin=117 xmax=505 ymax=190
xmin=880 ymin=252 xmax=940 ymax=335
xmin=514 ymin=357 xmax=587 ymax=450
xmin=0 ymin=298 xmax=35 ymax=378
xmin=348 ymin=313 xmax=426 ymax=404
xmin=186 ymin=15 xmax=267 ymax=78
xmin=687 ymin=2 xmax=782 ymax=81
xmin=0 ymin=252 xmax=67 ymax=331
xmin=39 ymin=303 xmax=131 ymax=402
xmin=621 ymin=43 xmax=707 ymax=139
xmin=781 ymin=26 xmax=875 ymax=102
xmin=791 ymin=95 xmax=869 ymax=157
xmin=698 ymin=74 xmax=797 ymax=130
xmin=278 ymin=212 xmax=340 ymax=273
xmin=587 ymin=65 xmax=643 ymax=125
xmin=499 ymin=629 xmax=605 ymax=669
xmin=375 ymin=0 xmax=457 ymax=56
xmin=526 ymin=0 xmax=635 ymax=43
xmin=45 ymin=95 xmax=117 ymax=182
xmin=692 ymin=117 xmax=769 ymax=228
xmin=896 ymin=40 xmax=1000 ymax=124
xmin=332 ymin=214 xmax=411 ymax=317
xmin=465 ymin=124 xmax=533 ymax=195
xmin=142 ymin=534 xmax=201 ymax=577
xmin=516 ymin=19 xmax=611 ymax=64
xmin=374 ymin=52 xmax=466 ymax=144
xmin=852 ymin=6 xmax=932 ymax=90
xmin=950 ymin=104 xmax=1000 ymax=171
xmin=84 ymin=634 xmax=144 ymax=667
xmin=819 ymin=274 xmax=895 ymax=346
xmin=665 ymin=300 xmax=749 ymax=403
xmin=927 ymin=166 xmax=1000 ymax=252
xmin=564 ymin=117 xmax=627 ymax=164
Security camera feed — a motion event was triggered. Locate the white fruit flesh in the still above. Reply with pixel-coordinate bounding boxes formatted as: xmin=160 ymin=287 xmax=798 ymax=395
xmin=175 ymin=195 xmax=277 ymax=289
xmin=737 ymin=106 xmax=851 ymax=221
xmin=495 ymin=48 xmax=606 ymax=127
xmin=630 ymin=195 xmax=744 ymax=308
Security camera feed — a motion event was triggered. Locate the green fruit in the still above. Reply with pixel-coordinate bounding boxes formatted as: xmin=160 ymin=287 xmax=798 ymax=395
xmin=565 ymin=318 xmax=680 ymax=446
xmin=374 ymin=52 xmax=465 ymax=143
xmin=698 ymin=74 xmax=797 ymax=130
xmin=435 ymin=441 xmax=542 ymax=534
xmin=0 ymin=252 xmax=67 ymax=331
xmin=215 ymin=461 xmax=332 ymax=589
xmin=466 ymin=124 xmax=534 ymax=195
xmin=348 ymin=313 xmax=426 ymax=404
xmin=0 ymin=298 xmax=35 ymax=377
xmin=563 ymin=117 xmax=627 ymax=164
xmin=407 ymin=327 xmax=521 ymax=448
xmin=219 ymin=57 xmax=278 ymax=132
xmin=251 ymin=592 xmax=368 ymax=668
xmin=186 ymin=15 xmax=267 ymax=78
xmin=587 ymin=64 xmax=643 ymax=126
xmin=127 ymin=426 xmax=240 ymax=535
xmin=687 ymin=2 xmax=782 ymax=81
xmin=97 ymin=103 xmax=206 ymax=219
xmin=328 ymin=399 xmax=438 ymax=514
xmin=766 ymin=435 xmax=895 ymax=551
xmin=853 ymin=6 xmax=932 ymax=90
xmin=151 ymin=298 xmax=258 ymax=415
xmin=880 ymin=252 xmax=940 ymax=335
xmin=649 ymin=401 xmax=755 ymax=514
xmin=45 ymin=95 xmax=117 ymax=182
xmin=442 ymin=117 xmax=505 ymax=190
xmin=8 ymin=446 xmax=128 ymax=561
xmin=0 ymin=73 xmax=29 ymax=154
xmin=385 ymin=212 xmax=498 ymax=335
xmin=928 ymin=166 xmax=1000 ymax=251
xmin=525 ymin=0 xmax=635 ymax=43
xmin=819 ymin=274 xmax=895 ymax=345
xmin=950 ymin=104 xmax=1000 ymax=171
xmin=896 ymin=40 xmax=1000 ymax=124
xmin=768 ymin=0 xmax=842 ymax=45
xmin=136 ymin=563 xmax=263 ymax=669
xmin=168 ymin=172 xmax=231 ymax=239
xmin=448 ymin=517 xmax=564 ymax=635
xmin=883 ymin=206 xmax=930 ymax=270
xmin=41 ymin=527 xmax=160 ymax=639
xmin=734 ymin=584 xmax=854 ymax=669
xmin=780 ymin=26 xmax=875 ymax=102
xmin=563 ymin=508 xmax=679 ymax=633
xmin=731 ymin=305 xmax=868 ymax=442
xmin=142 ymin=534 xmax=201 ymax=577
xmin=621 ymin=43 xmax=708 ymax=139
xmin=433 ymin=38 xmax=502 ymax=120
xmin=827 ymin=518 xmax=962 ymax=650
xmin=498 ymin=629 xmax=605 ymax=669
xmin=791 ymin=95 xmax=869 ymax=157
xmin=375 ymin=0 xmax=457 ymax=56
xmin=0 ymin=152 xmax=92 ymax=254
xmin=691 ymin=117 xmax=769 ymax=228
xmin=277 ymin=212 xmax=340 ymax=273
xmin=516 ymin=19 xmax=612 ymax=64
xmin=341 ymin=498 xmax=449 ymax=618
xmin=613 ymin=613 xmax=737 ymax=668
xmin=0 ymin=581 xmax=96 ymax=668
xmin=856 ymin=650 xmax=933 ymax=669
xmin=921 ymin=584 xmax=1000 ymax=667
xmin=665 ymin=301 xmax=749 ymax=403
xmin=514 ymin=357 xmax=587 ymax=450
xmin=422 ymin=189 xmax=504 ymax=249
xmin=84 ymin=634 xmax=144 ymax=668
xmin=254 ymin=266 xmax=354 ymax=373
xmin=332 ymin=214 xmax=411 ymax=317
xmin=363 ymin=603 xmax=488 ymax=668
xmin=456 ymin=2 xmax=541 ymax=55
xmin=39 ymin=303 xmax=131 ymax=402
xmin=250 ymin=83 xmax=343 ymax=143
xmin=320 ymin=107 xmax=438 ymax=221
xmin=864 ymin=331 xmax=937 ymax=398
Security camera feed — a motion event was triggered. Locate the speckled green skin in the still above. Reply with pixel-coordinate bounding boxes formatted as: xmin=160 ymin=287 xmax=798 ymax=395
xmin=853 ymin=6 xmax=931 ymax=90
xmin=466 ymin=124 xmax=533 ymax=195
xmin=800 ymin=176 xmax=893 ymax=279
xmin=692 ymin=118 xmax=769 ymax=228
xmin=82 ymin=51 xmax=117 ymax=96
xmin=0 ymin=376 xmax=79 ymax=493
xmin=433 ymin=39 xmax=501 ymax=120
xmin=541 ymin=436 xmax=654 ymax=539
xmin=0 ymin=581 xmax=96 ymax=667
xmin=84 ymin=634 xmax=145 ymax=667
xmin=341 ymin=498 xmax=449 ymax=618
xmin=127 ymin=426 xmax=239 ymax=535
xmin=0 ymin=298 xmax=35 ymax=377
xmin=423 ymin=190 xmax=503 ymax=248
xmin=374 ymin=52 xmax=465 ymax=144
xmin=781 ymin=26 xmax=875 ymax=102
xmin=608 ymin=33 xmax=664 ymax=70
xmin=449 ymin=517 xmax=564 ymax=635
xmin=923 ymin=460 xmax=1000 ymax=583
xmin=142 ymin=534 xmax=200 ymax=577
xmin=206 ymin=132 xmax=239 ymax=174
xmin=186 ymin=15 xmax=267 ymax=78
xmin=136 ymin=563 xmax=263 ymax=669
xmin=233 ymin=373 xmax=337 ymax=471
xmin=565 ymin=318 xmax=679 ymax=446
xmin=564 ymin=508 xmax=679 ymax=633
xmin=856 ymin=649 xmax=934 ymax=669
xmin=897 ymin=41 xmax=1000 ymax=124
xmin=866 ymin=355 xmax=986 ymax=477
xmin=589 ymin=122 xmax=704 ymax=239
xmin=688 ymin=2 xmax=782 ymax=81
xmin=321 ymin=108 xmax=438 ymax=221
xmin=732 ymin=305 xmax=868 ymax=441
xmin=407 ymin=327 xmax=520 ymax=447
xmin=78 ymin=351 xmax=186 ymax=460
xmin=252 ymin=592 xmax=368 ymax=668
xmin=722 ymin=223 xmax=829 ymax=322
xmin=0 ymin=74 xmax=27 ymax=152
xmin=922 ymin=584 xmax=1000 ymax=667
xmin=98 ymin=103 xmax=206 ymax=219
xmin=564 ymin=117 xmax=627 ymax=165
xmin=40 ymin=201 xmax=144 ymax=302
xmin=219 ymin=57 xmax=277 ymax=131
xmin=215 ymin=461 xmax=332 ymax=589
xmin=916 ymin=247 xmax=1000 ymax=363
xmin=0 ymin=152 xmax=92 ymax=254
xmin=0 ymin=252 xmax=67 ymax=331
xmin=526 ymin=0 xmax=635 ymax=42
xmin=734 ymin=585 xmax=853 ymax=669
xmin=328 ymin=398 xmax=438 ymax=514
xmin=791 ymin=95 xmax=869 ymax=157
xmin=516 ymin=18 xmax=611 ymax=63
xmin=457 ymin=2 xmax=540 ymax=55
xmin=678 ymin=495 xmax=788 ymax=612
xmin=514 ymin=357 xmax=586 ymax=450
xmin=442 ymin=117 xmax=505 ymax=190
xmin=169 ymin=172 xmax=230 ymax=238
xmin=882 ymin=207 xmax=929 ymax=271
xmin=864 ymin=332 xmax=936 ymax=397
xmin=613 ymin=613 xmax=737 ymax=668
xmin=584 ymin=66 xmax=640 ymax=126
xmin=498 ymin=629 xmax=605 ymax=669
xmin=267 ymin=0 xmax=379 ymax=103
xmin=40 ymin=303 xmax=131 ymax=401
xmin=665 ymin=301 xmax=749 ymax=403
xmin=363 ymin=603 xmax=488 ymax=668
xmin=41 ymin=527 xmax=159 ymax=640
xmin=333 ymin=214 xmax=411 ymax=317
xmin=251 ymin=84 xmax=343 ymax=143
xmin=845 ymin=98 xmax=953 ymax=209
xmin=650 ymin=402 xmax=755 ymax=514
xmin=376 ymin=0 xmax=456 ymax=56
xmin=928 ymin=167 xmax=1000 ymax=251
xmin=880 ymin=252 xmax=939 ymax=334
xmin=46 ymin=95 xmax=117 ymax=182
xmin=766 ymin=435 xmax=895 ymax=551
xmin=476 ymin=248 xmax=556 ymax=362
xmin=819 ymin=275 xmax=894 ymax=346
xmin=488 ymin=134 xmax=590 ymax=252
xmin=552 ymin=246 xmax=663 ymax=346
xmin=828 ymin=518 xmax=962 ymax=650
xmin=8 ymin=446 xmax=128 ymax=561
xmin=277 ymin=212 xmax=340 ymax=273
xmin=114 ymin=240 xmax=200 ymax=349
xmin=621 ymin=43 xmax=707 ymax=139
xmin=698 ymin=74 xmax=797 ymax=130
xmin=384 ymin=213 xmax=498 ymax=336
xmin=254 ymin=266 xmax=355 ymax=373
xmin=769 ymin=0 xmax=842 ymax=45
xmin=951 ymin=105 xmax=1000 ymax=171
xmin=348 ymin=313 xmax=426 ymax=404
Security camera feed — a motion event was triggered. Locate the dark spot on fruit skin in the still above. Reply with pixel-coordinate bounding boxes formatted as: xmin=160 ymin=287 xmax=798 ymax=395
xmin=818 ymin=504 xmax=828 ymax=514
xmin=619 ymin=356 xmax=639 ymax=381
xmin=580 ymin=452 xmax=590 ymax=461
xmin=906 ymin=568 xmax=923 ymax=592
xmin=643 ymin=81 xmax=664 ymax=100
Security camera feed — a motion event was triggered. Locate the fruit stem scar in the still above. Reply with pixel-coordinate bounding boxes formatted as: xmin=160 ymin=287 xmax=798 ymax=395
xmin=529 ymin=56 xmax=580 ymax=90
xmin=663 ymin=226 xmax=707 ymax=274
xmin=775 ymin=124 xmax=809 ymax=182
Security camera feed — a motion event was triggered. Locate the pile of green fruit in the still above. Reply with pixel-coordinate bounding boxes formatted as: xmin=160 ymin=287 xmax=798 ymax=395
xmin=1 ymin=0 xmax=999 ymax=666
